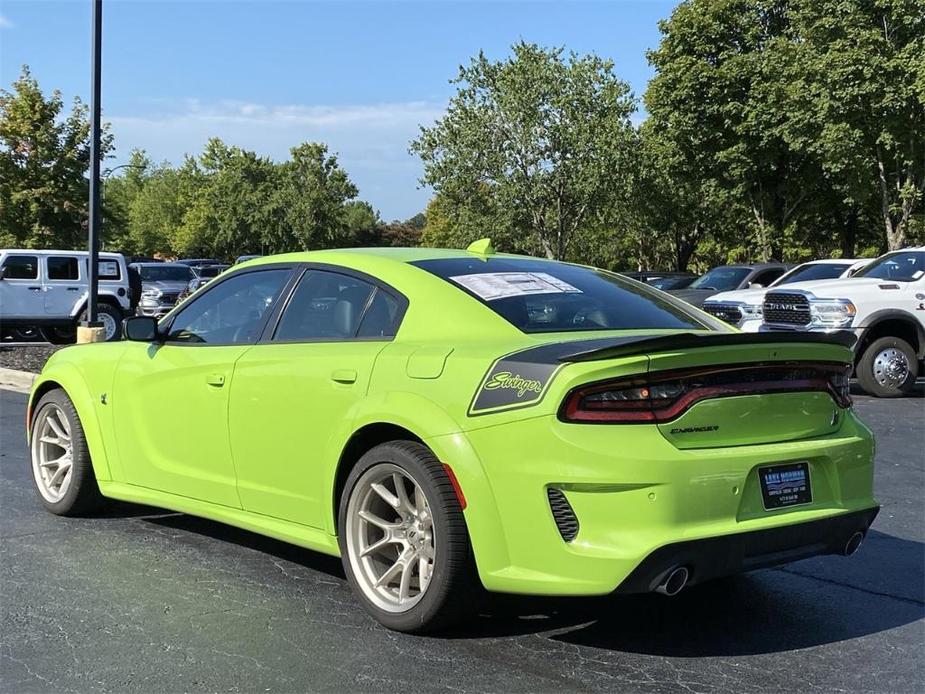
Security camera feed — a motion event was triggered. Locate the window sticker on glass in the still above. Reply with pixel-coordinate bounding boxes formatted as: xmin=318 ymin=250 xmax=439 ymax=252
xmin=98 ymin=260 xmax=119 ymax=278
xmin=449 ymin=272 xmax=583 ymax=301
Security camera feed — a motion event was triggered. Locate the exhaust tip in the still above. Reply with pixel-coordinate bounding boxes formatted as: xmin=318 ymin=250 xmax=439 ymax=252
xmin=844 ymin=531 xmax=865 ymax=556
xmin=655 ymin=566 xmax=690 ymax=596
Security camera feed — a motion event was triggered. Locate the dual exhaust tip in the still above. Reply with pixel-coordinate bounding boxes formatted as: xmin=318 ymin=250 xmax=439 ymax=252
xmin=654 ymin=532 xmax=865 ymax=597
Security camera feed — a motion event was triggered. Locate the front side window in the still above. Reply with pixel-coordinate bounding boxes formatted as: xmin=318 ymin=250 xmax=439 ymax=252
xmin=412 ymin=257 xmax=709 ymax=333
xmin=48 ymin=256 xmax=80 ymax=281
xmin=1 ymin=255 xmax=39 ymax=280
xmin=751 ymin=268 xmax=786 ymax=287
xmin=855 ymin=251 xmax=925 ymax=282
xmin=165 ymin=269 xmax=290 ymax=344
xmin=274 ymin=270 xmax=394 ymax=341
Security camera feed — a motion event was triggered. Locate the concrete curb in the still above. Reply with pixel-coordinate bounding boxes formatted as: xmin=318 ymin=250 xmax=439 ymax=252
xmin=0 ymin=367 xmax=36 ymax=394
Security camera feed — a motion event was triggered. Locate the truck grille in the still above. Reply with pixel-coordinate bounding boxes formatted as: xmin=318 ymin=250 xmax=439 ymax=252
xmin=159 ymin=292 xmax=179 ymax=305
xmin=703 ymin=303 xmax=743 ymax=325
xmin=763 ymin=292 xmax=811 ymax=326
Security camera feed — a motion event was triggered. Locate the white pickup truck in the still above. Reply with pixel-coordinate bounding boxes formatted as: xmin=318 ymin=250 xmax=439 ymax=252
xmin=761 ymin=247 xmax=925 ymax=397
xmin=0 ymin=249 xmax=131 ymax=343
xmin=703 ymin=258 xmax=868 ymax=331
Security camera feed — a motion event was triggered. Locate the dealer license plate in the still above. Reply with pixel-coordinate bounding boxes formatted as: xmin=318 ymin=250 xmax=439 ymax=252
xmin=759 ymin=462 xmax=812 ymax=510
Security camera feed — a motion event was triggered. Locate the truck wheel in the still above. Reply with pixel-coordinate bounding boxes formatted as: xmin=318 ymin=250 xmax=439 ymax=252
xmin=857 ymin=336 xmax=918 ymax=397
xmin=78 ymin=303 xmax=123 ymax=341
xmin=29 ymin=388 xmax=107 ymax=515
xmin=338 ymin=441 xmax=478 ymax=632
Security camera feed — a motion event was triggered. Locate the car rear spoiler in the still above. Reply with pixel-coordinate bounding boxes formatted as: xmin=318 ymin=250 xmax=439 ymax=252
xmin=556 ymin=331 xmax=856 ymax=363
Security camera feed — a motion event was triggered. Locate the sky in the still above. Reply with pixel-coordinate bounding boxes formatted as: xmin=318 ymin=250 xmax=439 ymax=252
xmin=0 ymin=0 xmax=677 ymax=220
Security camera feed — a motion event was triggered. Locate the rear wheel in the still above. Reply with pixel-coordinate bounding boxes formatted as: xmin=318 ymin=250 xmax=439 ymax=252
xmin=338 ymin=441 xmax=477 ymax=632
xmin=80 ymin=303 xmax=123 ymax=341
xmin=856 ymin=336 xmax=918 ymax=397
xmin=29 ymin=389 xmax=106 ymax=515
xmin=40 ymin=325 xmax=76 ymax=345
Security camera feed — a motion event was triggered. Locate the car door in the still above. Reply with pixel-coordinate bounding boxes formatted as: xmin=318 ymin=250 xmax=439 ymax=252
xmin=0 ymin=254 xmax=44 ymax=318
xmin=112 ymin=266 xmax=294 ymax=507
xmin=229 ymin=266 xmax=406 ymax=528
xmin=43 ymin=255 xmax=83 ymax=315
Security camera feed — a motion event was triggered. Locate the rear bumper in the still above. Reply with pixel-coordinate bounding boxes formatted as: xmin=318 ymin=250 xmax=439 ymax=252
xmin=434 ymin=409 xmax=877 ymax=596
xmin=616 ymin=506 xmax=879 ymax=594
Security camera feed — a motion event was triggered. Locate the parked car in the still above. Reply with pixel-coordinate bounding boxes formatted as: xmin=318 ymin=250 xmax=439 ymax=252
xmin=192 ymin=264 xmax=230 ymax=279
xmin=0 ymin=249 xmax=130 ymax=343
xmin=703 ymin=258 xmax=868 ymax=331
xmin=670 ymin=263 xmax=791 ymax=307
xmin=132 ymin=262 xmax=197 ymax=318
xmin=27 ymin=242 xmax=877 ymax=633
xmin=620 ymin=271 xmax=698 ymax=290
xmin=234 ymin=254 xmax=262 ymax=265
xmin=176 ymin=258 xmax=222 ymax=269
xmin=762 ymin=247 xmax=925 ymax=397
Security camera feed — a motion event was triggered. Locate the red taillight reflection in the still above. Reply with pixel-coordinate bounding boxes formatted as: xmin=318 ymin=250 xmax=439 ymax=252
xmin=560 ymin=361 xmax=852 ymax=424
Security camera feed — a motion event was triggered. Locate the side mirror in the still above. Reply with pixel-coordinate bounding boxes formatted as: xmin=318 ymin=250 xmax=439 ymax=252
xmin=748 ymin=282 xmax=764 ymax=289
xmin=0 ymin=266 xmax=7 ymax=280
xmin=123 ymin=316 xmax=160 ymax=342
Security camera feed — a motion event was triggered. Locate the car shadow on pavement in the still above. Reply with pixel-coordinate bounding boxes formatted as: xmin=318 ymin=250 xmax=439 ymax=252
xmin=121 ymin=503 xmax=923 ymax=655
xmin=450 ymin=530 xmax=924 ymax=655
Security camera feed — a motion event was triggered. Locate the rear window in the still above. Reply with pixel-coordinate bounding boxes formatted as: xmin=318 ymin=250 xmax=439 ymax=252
xmin=411 ymin=257 xmax=709 ymax=333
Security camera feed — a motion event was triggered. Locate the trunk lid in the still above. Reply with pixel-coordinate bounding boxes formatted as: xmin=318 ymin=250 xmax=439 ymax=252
xmin=558 ymin=332 xmax=853 ymax=449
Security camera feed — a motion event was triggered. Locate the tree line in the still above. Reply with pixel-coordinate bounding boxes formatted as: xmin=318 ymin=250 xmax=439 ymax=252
xmin=2 ymin=0 xmax=922 ymax=270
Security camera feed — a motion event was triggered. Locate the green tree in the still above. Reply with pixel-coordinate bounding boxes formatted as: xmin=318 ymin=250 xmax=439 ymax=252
xmin=0 ymin=65 xmax=113 ymax=248
xmin=411 ymin=42 xmax=638 ymax=259
xmin=101 ymin=148 xmax=152 ymax=252
xmin=781 ymin=0 xmax=924 ymax=250
xmin=645 ymin=0 xmax=822 ymax=261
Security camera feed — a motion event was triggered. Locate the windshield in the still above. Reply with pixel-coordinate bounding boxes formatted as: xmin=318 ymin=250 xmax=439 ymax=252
xmin=195 ymin=266 xmax=227 ymax=278
xmin=688 ymin=267 xmax=751 ymax=292
xmin=856 ymin=251 xmax=925 ymax=282
xmin=650 ymin=275 xmax=695 ymax=290
xmin=411 ymin=257 xmax=710 ymax=333
xmin=774 ymin=262 xmax=853 ymax=286
xmin=139 ymin=265 xmax=193 ymax=282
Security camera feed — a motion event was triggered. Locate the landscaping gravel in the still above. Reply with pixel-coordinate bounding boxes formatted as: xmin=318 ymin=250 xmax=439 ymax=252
xmin=0 ymin=345 xmax=64 ymax=374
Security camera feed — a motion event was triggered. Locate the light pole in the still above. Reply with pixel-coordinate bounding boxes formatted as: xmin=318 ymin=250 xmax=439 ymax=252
xmin=80 ymin=0 xmax=104 ymax=343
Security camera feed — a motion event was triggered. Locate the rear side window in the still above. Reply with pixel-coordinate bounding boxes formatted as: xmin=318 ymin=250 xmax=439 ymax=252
xmin=83 ymin=258 xmax=122 ymax=280
xmin=275 ymin=270 xmax=377 ymax=341
xmin=357 ymin=290 xmax=400 ymax=338
xmin=1 ymin=255 xmax=39 ymax=280
xmin=47 ymin=256 xmax=80 ymax=280
xmin=411 ymin=257 xmax=709 ymax=333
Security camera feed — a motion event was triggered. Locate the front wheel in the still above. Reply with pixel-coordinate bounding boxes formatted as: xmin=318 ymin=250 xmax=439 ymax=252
xmin=338 ymin=441 xmax=477 ymax=632
xmin=856 ymin=336 xmax=918 ymax=397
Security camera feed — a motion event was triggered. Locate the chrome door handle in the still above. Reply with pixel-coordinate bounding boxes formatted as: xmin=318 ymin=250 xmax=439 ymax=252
xmin=331 ymin=369 xmax=357 ymax=384
xmin=206 ymin=373 xmax=225 ymax=387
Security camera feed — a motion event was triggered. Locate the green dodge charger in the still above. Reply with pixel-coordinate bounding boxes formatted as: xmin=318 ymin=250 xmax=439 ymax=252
xmin=27 ymin=243 xmax=878 ymax=632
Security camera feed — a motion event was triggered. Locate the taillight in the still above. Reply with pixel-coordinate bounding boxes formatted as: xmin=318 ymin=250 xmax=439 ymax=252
xmin=560 ymin=361 xmax=852 ymax=424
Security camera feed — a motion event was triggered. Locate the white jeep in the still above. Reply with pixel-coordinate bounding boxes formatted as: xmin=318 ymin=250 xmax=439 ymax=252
xmin=703 ymin=258 xmax=868 ymax=331
xmin=761 ymin=247 xmax=925 ymax=397
xmin=0 ymin=249 xmax=131 ymax=343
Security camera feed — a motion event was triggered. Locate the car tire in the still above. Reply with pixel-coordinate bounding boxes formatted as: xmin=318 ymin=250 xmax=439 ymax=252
xmin=856 ymin=336 xmax=918 ymax=397
xmin=29 ymin=388 xmax=107 ymax=516
xmin=338 ymin=441 xmax=478 ymax=633
xmin=79 ymin=303 xmax=123 ymax=341
xmin=40 ymin=325 xmax=77 ymax=344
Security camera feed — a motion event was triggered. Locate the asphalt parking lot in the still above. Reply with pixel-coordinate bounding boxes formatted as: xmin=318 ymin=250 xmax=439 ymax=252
xmin=1 ymin=384 xmax=923 ymax=693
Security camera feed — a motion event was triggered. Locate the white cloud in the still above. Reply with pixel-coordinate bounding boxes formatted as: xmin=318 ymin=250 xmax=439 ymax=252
xmin=0 ymin=14 xmax=15 ymax=29
xmin=107 ymin=99 xmax=444 ymax=220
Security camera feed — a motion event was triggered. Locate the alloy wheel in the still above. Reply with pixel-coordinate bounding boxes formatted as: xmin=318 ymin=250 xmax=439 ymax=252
xmin=872 ymin=347 xmax=909 ymax=388
xmin=345 ymin=463 xmax=435 ymax=613
xmin=31 ymin=404 xmax=74 ymax=503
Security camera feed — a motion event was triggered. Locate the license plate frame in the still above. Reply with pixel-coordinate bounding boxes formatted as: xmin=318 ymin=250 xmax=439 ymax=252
xmin=758 ymin=461 xmax=812 ymax=510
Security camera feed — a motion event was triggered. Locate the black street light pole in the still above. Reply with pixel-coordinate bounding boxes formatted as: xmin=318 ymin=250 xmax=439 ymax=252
xmin=84 ymin=0 xmax=103 ymax=332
